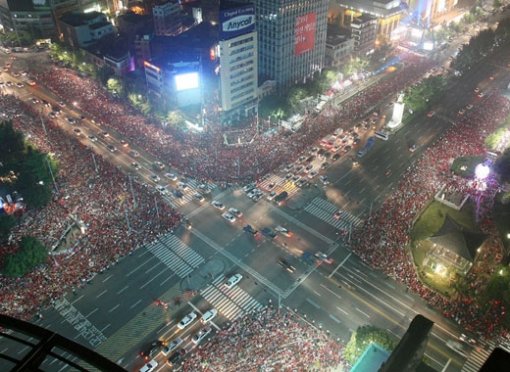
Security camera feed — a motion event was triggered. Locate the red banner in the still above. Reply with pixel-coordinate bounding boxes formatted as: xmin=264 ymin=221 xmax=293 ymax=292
xmin=295 ymin=12 xmax=317 ymax=56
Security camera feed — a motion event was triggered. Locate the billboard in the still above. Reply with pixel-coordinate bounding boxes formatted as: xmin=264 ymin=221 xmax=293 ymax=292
xmin=219 ymin=5 xmax=255 ymax=40
xmin=175 ymin=72 xmax=199 ymax=91
xmin=295 ymin=12 xmax=316 ymax=56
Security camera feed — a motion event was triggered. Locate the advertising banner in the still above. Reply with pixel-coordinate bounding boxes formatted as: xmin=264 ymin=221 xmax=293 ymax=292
xmin=219 ymin=4 xmax=255 ymax=40
xmin=295 ymin=12 xmax=317 ymax=56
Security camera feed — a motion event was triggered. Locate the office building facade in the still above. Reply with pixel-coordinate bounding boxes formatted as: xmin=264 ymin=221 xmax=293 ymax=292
xmin=254 ymin=0 xmax=328 ymax=91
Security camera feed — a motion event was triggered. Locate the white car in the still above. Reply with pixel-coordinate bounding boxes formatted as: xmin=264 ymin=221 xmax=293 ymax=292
xmin=150 ymin=174 xmax=160 ymax=183
xmin=228 ymin=207 xmax=242 ymax=218
xmin=177 ymin=311 xmax=197 ymax=330
xmin=193 ymin=193 xmax=205 ymax=202
xmin=211 ymin=200 xmax=225 ymax=210
xmin=88 ymin=135 xmax=98 ymax=142
xmin=275 ymin=225 xmax=291 ymax=237
xmin=161 ymin=337 xmax=183 ymax=356
xmin=201 ymin=309 xmax=218 ymax=324
xmin=192 ymin=326 xmax=212 ymax=344
xmin=224 ymin=273 xmax=242 ymax=289
xmin=165 ymin=173 xmax=177 ymax=181
xmin=156 ymin=185 xmax=169 ymax=196
xmin=139 ymin=359 xmax=158 ymax=372
xmin=308 ymin=170 xmax=318 ymax=179
xmin=222 ymin=212 xmax=236 ymax=223
xmin=177 ymin=182 xmax=189 ymax=190
xmin=267 ymin=191 xmax=277 ymax=201
xmin=129 ymin=150 xmax=140 ymax=157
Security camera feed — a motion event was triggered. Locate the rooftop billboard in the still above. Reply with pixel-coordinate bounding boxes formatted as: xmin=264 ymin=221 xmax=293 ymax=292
xmin=219 ymin=4 xmax=255 ymax=40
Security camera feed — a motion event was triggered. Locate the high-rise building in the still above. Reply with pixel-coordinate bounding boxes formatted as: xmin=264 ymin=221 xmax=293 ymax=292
xmin=254 ymin=0 xmax=328 ymax=91
xmin=350 ymin=14 xmax=377 ymax=56
xmin=218 ymin=1 xmax=258 ymax=122
xmin=153 ymin=0 xmax=182 ymax=36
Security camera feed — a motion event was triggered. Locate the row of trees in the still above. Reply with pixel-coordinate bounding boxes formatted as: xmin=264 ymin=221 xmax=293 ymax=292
xmin=402 ymin=75 xmax=447 ymax=119
xmin=2 ymin=236 xmax=48 ymax=277
xmin=451 ymin=17 xmax=510 ymax=76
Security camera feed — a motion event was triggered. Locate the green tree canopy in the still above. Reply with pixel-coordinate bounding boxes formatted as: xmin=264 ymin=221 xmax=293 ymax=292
xmin=343 ymin=325 xmax=397 ymax=365
xmin=494 ymin=148 xmax=510 ymax=183
xmin=2 ymin=236 xmax=48 ymax=277
xmin=0 ymin=215 xmax=16 ymax=243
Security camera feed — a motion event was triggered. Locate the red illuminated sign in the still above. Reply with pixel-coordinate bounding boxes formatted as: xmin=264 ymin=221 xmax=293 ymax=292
xmin=295 ymin=13 xmax=316 ymax=56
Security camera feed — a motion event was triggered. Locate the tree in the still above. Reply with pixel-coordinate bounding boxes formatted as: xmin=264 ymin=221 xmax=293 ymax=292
xmin=494 ymin=0 xmax=502 ymax=8
xmin=16 ymin=147 xmax=54 ymax=208
xmin=107 ymin=77 xmax=124 ymax=97
xmin=494 ymin=149 xmax=510 ymax=183
xmin=2 ymin=236 xmax=48 ymax=277
xmin=287 ymin=87 xmax=307 ymax=110
xmin=0 ymin=121 xmax=25 ymax=167
xmin=0 ymin=215 xmax=16 ymax=243
xmin=343 ymin=325 xmax=397 ymax=365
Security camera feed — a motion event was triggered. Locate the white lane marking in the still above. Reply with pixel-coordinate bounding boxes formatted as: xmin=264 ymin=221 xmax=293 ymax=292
xmin=100 ymin=323 xmax=111 ymax=332
xmin=329 ymin=314 xmax=341 ymax=323
xmin=328 ymin=252 xmax=352 ymax=278
xmin=130 ymin=299 xmax=142 ymax=309
xmin=336 ymin=306 xmax=348 ymax=316
xmin=313 ymin=290 xmax=322 ymax=297
xmin=355 ymin=307 xmax=370 ymax=318
xmin=140 ymin=267 xmax=168 ymax=289
xmin=84 ymin=308 xmax=98 ymax=318
xmin=306 ymin=298 xmax=321 ymax=309
xmin=71 ymin=294 xmax=84 ymax=305
xmin=102 ymin=274 xmax=113 ymax=283
xmin=108 ymin=304 xmax=120 ymax=313
xmin=126 ymin=256 xmax=154 ymax=277
xmin=117 ymin=285 xmax=129 ymax=295
xmin=319 ymin=284 xmax=342 ymax=300
xmin=96 ymin=289 xmax=107 ymax=299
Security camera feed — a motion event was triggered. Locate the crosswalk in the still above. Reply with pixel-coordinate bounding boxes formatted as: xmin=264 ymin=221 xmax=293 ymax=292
xmin=258 ymin=174 xmax=300 ymax=198
xmin=461 ymin=340 xmax=495 ymax=372
xmin=145 ymin=234 xmax=204 ymax=278
xmin=304 ymin=197 xmax=362 ymax=230
xmin=200 ymin=276 xmax=264 ymax=320
xmin=167 ymin=179 xmax=216 ymax=207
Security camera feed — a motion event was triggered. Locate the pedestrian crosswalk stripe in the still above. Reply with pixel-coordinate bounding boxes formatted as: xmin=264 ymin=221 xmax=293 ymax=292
xmin=167 ymin=179 xmax=216 ymax=207
xmin=258 ymin=174 xmax=300 ymax=199
xmin=199 ymin=280 xmax=263 ymax=320
xmin=145 ymin=234 xmax=205 ymax=278
xmin=304 ymin=197 xmax=362 ymax=230
xmin=461 ymin=341 xmax=495 ymax=372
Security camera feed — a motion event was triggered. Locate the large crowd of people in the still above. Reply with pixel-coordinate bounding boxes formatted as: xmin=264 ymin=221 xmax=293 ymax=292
xmin=351 ymin=90 xmax=510 ymax=339
xmin=33 ymin=52 xmax=434 ymax=184
xmin=0 ymin=94 xmax=181 ymax=321
xmin=181 ymin=307 xmax=345 ymax=371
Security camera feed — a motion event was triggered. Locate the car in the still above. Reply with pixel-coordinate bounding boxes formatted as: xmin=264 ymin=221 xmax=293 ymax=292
xmin=177 ymin=311 xmax=197 ymax=329
xmin=30 ymin=97 xmax=39 ymax=104
xmin=458 ymin=109 xmax=465 ymax=115
xmin=161 ymin=337 xmax=183 ymax=356
xmin=140 ymin=340 xmax=163 ymax=361
xmin=426 ymin=111 xmax=435 ymax=118
xmin=177 ymin=181 xmax=189 ymax=190
xmin=321 ymin=162 xmax=329 ymax=170
xmin=198 ymin=183 xmax=211 ymax=194
xmin=261 ymin=227 xmax=277 ymax=239
xmin=167 ymin=349 xmax=186 ymax=367
xmin=27 ymin=80 xmax=36 ymax=86
xmin=243 ymin=224 xmax=259 ymax=236
xmin=211 ymin=200 xmax=225 ymax=210
xmin=192 ymin=326 xmax=212 ymax=344
xmin=409 ymin=142 xmax=417 ymax=152
xmin=156 ymin=185 xmax=169 ymax=195
xmin=243 ymin=183 xmax=256 ymax=192
xmin=224 ymin=273 xmax=243 ymax=289
xmin=246 ymin=189 xmax=258 ymax=198
xmin=228 ymin=207 xmax=242 ymax=218
xmin=466 ymin=104 xmax=473 ymax=110
xmin=332 ymin=153 xmax=341 ymax=161
xmin=139 ymin=359 xmax=158 ymax=372
xmin=174 ymin=190 xmax=184 ymax=198
xmin=88 ymin=135 xmax=98 ymax=142
xmin=459 ymin=334 xmax=477 ymax=345
xmin=150 ymin=174 xmax=160 ymax=183
xmin=183 ymin=218 xmax=192 ymax=229
xmin=165 ymin=172 xmax=178 ymax=181
xmin=319 ymin=175 xmax=329 ymax=185
xmin=15 ymin=82 xmax=24 ymax=88
xmin=42 ymin=100 xmax=51 ymax=107
xmin=478 ymin=92 xmax=484 ymax=98
xmin=333 ymin=210 xmax=342 ymax=220
xmin=278 ymin=258 xmax=296 ymax=273
xmin=294 ymin=165 xmax=304 ymax=173
xmin=275 ymin=225 xmax=291 ymax=237
xmin=131 ymin=162 xmax=140 ymax=170
xmin=222 ymin=212 xmax=236 ymax=223
xmin=201 ymin=309 xmax=218 ymax=323
xmin=129 ymin=150 xmax=140 ymax=158
xmin=308 ymin=170 xmax=318 ymax=179
xmin=73 ymin=128 xmax=82 ymax=136
xmin=267 ymin=191 xmax=277 ymax=201
xmin=153 ymin=161 xmax=165 ymax=170
xmin=446 ymin=340 xmax=470 ymax=356
xmin=58 ymin=100 xmax=66 ymax=107
xmin=100 ymin=131 xmax=109 ymax=138
xmin=292 ymin=175 xmax=301 ymax=183
xmin=267 ymin=182 xmax=276 ymax=190
xmin=120 ymin=139 xmax=129 ymax=147
xmin=66 ymin=116 xmax=76 ymax=124
xmin=285 ymin=173 xmax=293 ymax=179
xmin=474 ymin=87 xmax=480 ymax=93
xmin=106 ymin=144 xmax=117 ymax=153
xmin=193 ymin=193 xmax=205 ymax=202
xmin=49 ymin=111 xmax=57 ymax=119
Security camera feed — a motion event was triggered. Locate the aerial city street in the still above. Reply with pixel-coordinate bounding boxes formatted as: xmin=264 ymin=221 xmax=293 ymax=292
xmin=2 ymin=0 xmax=510 ymax=371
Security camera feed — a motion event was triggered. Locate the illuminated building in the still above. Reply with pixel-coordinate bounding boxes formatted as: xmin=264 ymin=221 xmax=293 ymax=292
xmin=351 ymin=14 xmax=377 ymax=55
xmin=153 ymin=0 xmax=183 ymax=36
xmin=329 ymin=0 xmax=405 ymax=43
xmin=253 ymin=0 xmax=329 ymax=91
xmin=407 ymin=0 xmax=458 ymax=28
xmin=325 ymin=30 xmax=353 ymax=68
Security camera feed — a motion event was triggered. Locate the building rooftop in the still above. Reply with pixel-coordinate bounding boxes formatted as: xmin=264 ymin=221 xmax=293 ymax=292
xmin=338 ymin=0 xmax=406 ymax=17
xmin=59 ymin=11 xmax=106 ymax=27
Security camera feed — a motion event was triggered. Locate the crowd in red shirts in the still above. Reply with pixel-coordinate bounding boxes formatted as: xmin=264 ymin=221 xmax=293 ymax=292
xmin=0 ymin=94 xmax=181 ymax=321
xmin=351 ymin=91 xmax=510 ymax=339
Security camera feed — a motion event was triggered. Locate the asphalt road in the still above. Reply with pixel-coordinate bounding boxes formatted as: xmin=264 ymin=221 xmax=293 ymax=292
xmin=1 ymin=35 xmax=510 ymax=372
